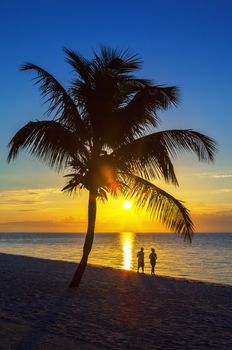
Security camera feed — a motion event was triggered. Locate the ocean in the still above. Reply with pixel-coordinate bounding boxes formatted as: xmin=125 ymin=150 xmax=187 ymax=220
xmin=0 ymin=232 xmax=231 ymax=286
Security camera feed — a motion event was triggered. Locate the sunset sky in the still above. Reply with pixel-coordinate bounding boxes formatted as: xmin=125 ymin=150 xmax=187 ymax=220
xmin=0 ymin=0 xmax=231 ymax=233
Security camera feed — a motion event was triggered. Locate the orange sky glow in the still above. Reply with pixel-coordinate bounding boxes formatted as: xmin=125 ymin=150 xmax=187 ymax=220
xmin=1 ymin=158 xmax=232 ymax=233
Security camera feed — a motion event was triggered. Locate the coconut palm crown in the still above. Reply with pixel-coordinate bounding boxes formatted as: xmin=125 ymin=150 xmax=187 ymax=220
xmin=8 ymin=47 xmax=217 ymax=287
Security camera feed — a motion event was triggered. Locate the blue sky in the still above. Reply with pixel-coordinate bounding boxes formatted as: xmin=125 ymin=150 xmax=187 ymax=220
xmin=0 ymin=0 xmax=232 ymax=232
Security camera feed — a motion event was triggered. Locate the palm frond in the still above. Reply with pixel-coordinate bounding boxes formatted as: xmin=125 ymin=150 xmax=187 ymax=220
xmin=62 ymin=173 xmax=85 ymax=193
xmin=93 ymin=46 xmax=142 ymax=73
xmin=112 ymin=129 xmax=216 ymax=185
xmin=112 ymin=135 xmax=179 ymax=185
xmin=8 ymin=121 xmax=88 ymax=171
xmin=20 ymin=63 xmax=85 ymax=133
xmin=64 ymin=48 xmax=93 ymax=84
xmin=152 ymin=129 xmax=217 ymax=162
xmin=121 ymin=174 xmax=194 ymax=241
xmin=98 ymin=187 xmax=109 ymax=202
xmin=122 ymin=85 xmax=179 ymax=129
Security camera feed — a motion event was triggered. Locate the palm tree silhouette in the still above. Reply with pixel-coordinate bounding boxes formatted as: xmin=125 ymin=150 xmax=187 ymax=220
xmin=8 ymin=47 xmax=216 ymax=288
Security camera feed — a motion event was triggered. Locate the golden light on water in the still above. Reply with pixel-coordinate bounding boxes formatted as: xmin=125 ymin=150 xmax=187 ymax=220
xmin=123 ymin=201 xmax=132 ymax=210
xmin=120 ymin=232 xmax=135 ymax=270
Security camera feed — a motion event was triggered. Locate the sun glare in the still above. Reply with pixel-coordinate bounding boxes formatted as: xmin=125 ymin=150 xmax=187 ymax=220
xmin=123 ymin=201 xmax=132 ymax=210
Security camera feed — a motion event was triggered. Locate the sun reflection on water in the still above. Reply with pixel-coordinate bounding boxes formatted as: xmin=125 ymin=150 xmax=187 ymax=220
xmin=120 ymin=232 xmax=135 ymax=270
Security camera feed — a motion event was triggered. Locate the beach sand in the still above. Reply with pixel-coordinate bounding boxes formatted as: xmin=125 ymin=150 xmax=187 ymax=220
xmin=0 ymin=253 xmax=231 ymax=350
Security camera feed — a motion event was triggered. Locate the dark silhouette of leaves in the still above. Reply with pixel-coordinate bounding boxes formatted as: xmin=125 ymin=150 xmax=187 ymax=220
xmin=8 ymin=47 xmax=217 ymax=240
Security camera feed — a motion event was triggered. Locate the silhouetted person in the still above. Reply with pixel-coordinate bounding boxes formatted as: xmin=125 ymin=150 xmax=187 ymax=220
xmin=149 ymin=248 xmax=157 ymax=275
xmin=137 ymin=247 xmax=144 ymax=273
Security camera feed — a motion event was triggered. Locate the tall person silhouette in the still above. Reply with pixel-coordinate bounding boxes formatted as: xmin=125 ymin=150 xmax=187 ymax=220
xmin=149 ymin=248 xmax=157 ymax=275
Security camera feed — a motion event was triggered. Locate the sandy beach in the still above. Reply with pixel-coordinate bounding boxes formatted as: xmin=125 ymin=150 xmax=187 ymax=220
xmin=0 ymin=253 xmax=231 ymax=350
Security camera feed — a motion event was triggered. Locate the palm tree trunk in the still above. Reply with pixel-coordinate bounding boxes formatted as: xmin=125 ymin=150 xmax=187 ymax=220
xmin=69 ymin=190 xmax=97 ymax=288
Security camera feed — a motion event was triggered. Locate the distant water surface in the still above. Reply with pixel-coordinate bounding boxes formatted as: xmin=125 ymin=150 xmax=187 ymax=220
xmin=0 ymin=232 xmax=231 ymax=286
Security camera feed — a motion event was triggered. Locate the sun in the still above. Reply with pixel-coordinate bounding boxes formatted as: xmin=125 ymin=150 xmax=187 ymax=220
xmin=123 ymin=201 xmax=132 ymax=210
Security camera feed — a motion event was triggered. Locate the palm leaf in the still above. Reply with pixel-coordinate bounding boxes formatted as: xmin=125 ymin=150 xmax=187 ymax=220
xmin=112 ymin=135 xmax=179 ymax=185
xmin=93 ymin=46 xmax=142 ymax=73
xmin=122 ymin=85 xmax=179 ymax=128
xmin=113 ymin=129 xmax=216 ymax=184
xmin=20 ymin=63 xmax=85 ymax=133
xmin=8 ymin=121 xmax=88 ymax=171
xmin=64 ymin=48 xmax=93 ymax=84
xmin=62 ymin=173 xmax=85 ymax=193
xmin=102 ymin=85 xmax=179 ymax=146
xmin=151 ymin=129 xmax=217 ymax=162
xmin=121 ymin=174 xmax=194 ymax=241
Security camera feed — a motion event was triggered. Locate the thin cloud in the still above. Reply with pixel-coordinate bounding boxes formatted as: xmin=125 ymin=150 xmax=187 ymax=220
xmin=196 ymin=172 xmax=232 ymax=179
xmin=221 ymin=188 xmax=232 ymax=193
xmin=192 ymin=210 xmax=232 ymax=232
xmin=0 ymin=220 xmax=55 ymax=227
xmin=60 ymin=216 xmax=86 ymax=224
xmin=212 ymin=173 xmax=232 ymax=179
xmin=17 ymin=209 xmax=37 ymax=212
xmin=0 ymin=188 xmax=61 ymax=206
xmin=1 ymin=199 xmax=39 ymax=205
xmin=210 ymin=188 xmax=232 ymax=194
xmin=0 ymin=221 xmax=87 ymax=233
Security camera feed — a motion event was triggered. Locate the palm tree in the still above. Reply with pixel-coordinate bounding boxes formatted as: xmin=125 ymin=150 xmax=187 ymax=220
xmin=8 ymin=47 xmax=216 ymax=288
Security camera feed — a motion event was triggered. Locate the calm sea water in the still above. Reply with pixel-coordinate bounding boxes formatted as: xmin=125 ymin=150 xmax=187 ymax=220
xmin=0 ymin=232 xmax=231 ymax=286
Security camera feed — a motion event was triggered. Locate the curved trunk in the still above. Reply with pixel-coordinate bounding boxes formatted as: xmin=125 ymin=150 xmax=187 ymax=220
xmin=69 ymin=190 xmax=97 ymax=288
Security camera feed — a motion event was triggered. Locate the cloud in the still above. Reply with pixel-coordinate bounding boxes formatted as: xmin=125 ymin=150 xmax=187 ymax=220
xmin=210 ymin=188 xmax=232 ymax=194
xmin=0 ymin=188 xmax=61 ymax=206
xmin=220 ymin=188 xmax=232 ymax=193
xmin=60 ymin=216 xmax=86 ymax=224
xmin=192 ymin=210 xmax=232 ymax=232
xmin=0 ymin=220 xmax=56 ymax=228
xmin=196 ymin=172 xmax=232 ymax=179
xmin=17 ymin=209 xmax=37 ymax=212
xmin=2 ymin=199 xmax=39 ymax=205
xmin=212 ymin=173 xmax=232 ymax=179
xmin=0 ymin=216 xmax=87 ymax=232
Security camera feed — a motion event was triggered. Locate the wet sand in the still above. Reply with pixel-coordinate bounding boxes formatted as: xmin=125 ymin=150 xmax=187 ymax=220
xmin=0 ymin=253 xmax=231 ymax=349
